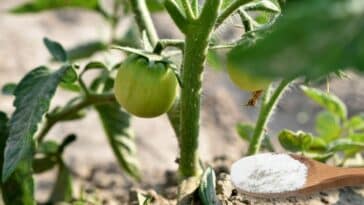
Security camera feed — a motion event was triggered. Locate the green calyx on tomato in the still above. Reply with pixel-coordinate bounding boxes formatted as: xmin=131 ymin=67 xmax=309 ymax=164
xmin=227 ymin=64 xmax=272 ymax=91
xmin=114 ymin=55 xmax=178 ymax=118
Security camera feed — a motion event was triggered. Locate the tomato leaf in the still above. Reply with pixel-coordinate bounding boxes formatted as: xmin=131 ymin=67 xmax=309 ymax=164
xmin=38 ymin=140 xmax=59 ymax=155
xmin=33 ymin=156 xmax=58 ymax=174
xmin=10 ymin=0 xmax=99 ymax=13
xmin=67 ymin=41 xmax=108 ymax=61
xmin=346 ymin=113 xmax=364 ymax=132
xmin=0 ymin=112 xmax=35 ymax=205
xmin=48 ymin=162 xmax=73 ymax=203
xmin=84 ymin=61 xmax=109 ymax=72
xmin=278 ymin=129 xmax=313 ymax=152
xmin=315 ymin=111 xmax=341 ymax=142
xmin=95 ymin=103 xmax=141 ymax=180
xmin=301 ymin=86 xmax=347 ymax=120
xmin=2 ymin=65 xmax=71 ymax=181
xmin=199 ymin=167 xmax=219 ymax=205
xmin=303 ymin=151 xmax=333 ymax=163
xmin=59 ymin=82 xmax=81 ymax=93
xmin=327 ymin=139 xmax=364 ymax=152
xmin=2 ymin=83 xmax=17 ymax=96
xmin=227 ymin=0 xmax=364 ymax=80
xmin=350 ymin=134 xmax=364 ymax=143
xmin=43 ymin=38 xmax=68 ymax=62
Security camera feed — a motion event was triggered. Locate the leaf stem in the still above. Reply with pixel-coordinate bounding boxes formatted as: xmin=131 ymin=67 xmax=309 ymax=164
xmin=129 ymin=0 xmax=159 ymax=46
xmin=216 ymin=0 xmax=254 ymax=29
xmin=36 ymin=94 xmax=116 ymax=142
xmin=247 ymin=78 xmax=293 ymax=155
xmin=181 ymin=0 xmax=195 ymax=20
xmin=153 ymin=39 xmax=185 ymax=54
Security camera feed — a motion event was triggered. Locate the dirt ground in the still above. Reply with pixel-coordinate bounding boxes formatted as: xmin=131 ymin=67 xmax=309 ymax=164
xmin=1 ymin=1 xmax=364 ymax=204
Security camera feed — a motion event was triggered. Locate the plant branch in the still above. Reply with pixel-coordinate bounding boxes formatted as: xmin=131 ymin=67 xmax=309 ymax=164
xmin=36 ymin=94 xmax=116 ymax=142
xmin=247 ymin=78 xmax=293 ymax=155
xmin=216 ymin=0 xmax=254 ymax=29
xmin=153 ymin=39 xmax=185 ymax=54
xmin=164 ymin=0 xmax=189 ymax=34
xmin=191 ymin=0 xmax=199 ymax=16
xmin=181 ymin=0 xmax=195 ymax=20
xmin=130 ymin=0 xmax=159 ymax=46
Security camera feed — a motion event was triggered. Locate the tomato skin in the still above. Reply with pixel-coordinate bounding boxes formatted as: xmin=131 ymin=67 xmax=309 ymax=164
xmin=227 ymin=64 xmax=271 ymax=91
xmin=114 ymin=55 xmax=178 ymax=118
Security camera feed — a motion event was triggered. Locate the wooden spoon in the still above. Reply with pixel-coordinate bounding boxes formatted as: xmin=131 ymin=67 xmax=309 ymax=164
xmin=239 ymin=154 xmax=364 ymax=198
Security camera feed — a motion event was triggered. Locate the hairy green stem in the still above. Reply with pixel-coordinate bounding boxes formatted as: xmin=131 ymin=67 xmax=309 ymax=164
xmin=216 ymin=0 xmax=254 ymax=29
xmin=129 ymin=0 xmax=159 ymax=46
xmin=181 ymin=0 xmax=195 ymax=20
xmin=164 ymin=0 xmax=188 ymax=33
xmin=153 ymin=39 xmax=185 ymax=54
xmin=247 ymin=78 xmax=293 ymax=155
xmin=191 ymin=0 xmax=199 ymax=16
xmin=36 ymin=94 xmax=116 ymax=142
xmin=179 ymin=0 xmax=222 ymax=178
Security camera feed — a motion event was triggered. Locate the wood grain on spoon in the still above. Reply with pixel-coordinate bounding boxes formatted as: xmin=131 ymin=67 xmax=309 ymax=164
xmin=291 ymin=154 xmax=364 ymax=195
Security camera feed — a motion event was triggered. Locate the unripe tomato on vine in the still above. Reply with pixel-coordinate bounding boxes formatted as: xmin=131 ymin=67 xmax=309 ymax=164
xmin=114 ymin=55 xmax=178 ymax=118
xmin=227 ymin=64 xmax=271 ymax=92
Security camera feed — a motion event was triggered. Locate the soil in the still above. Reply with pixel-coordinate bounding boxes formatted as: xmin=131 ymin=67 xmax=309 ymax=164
xmin=58 ymin=156 xmax=364 ymax=205
xmin=1 ymin=1 xmax=364 ymax=204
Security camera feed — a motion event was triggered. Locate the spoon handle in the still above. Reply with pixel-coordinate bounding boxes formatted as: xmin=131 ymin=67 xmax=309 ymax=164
xmin=334 ymin=167 xmax=364 ymax=186
xmin=344 ymin=167 xmax=364 ymax=176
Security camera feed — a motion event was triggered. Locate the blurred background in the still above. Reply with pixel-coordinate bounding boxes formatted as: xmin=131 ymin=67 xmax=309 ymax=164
xmin=1 ymin=0 xmax=364 ymax=203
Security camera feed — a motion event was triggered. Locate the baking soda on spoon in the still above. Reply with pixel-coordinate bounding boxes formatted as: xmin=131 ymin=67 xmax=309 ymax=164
xmin=231 ymin=153 xmax=308 ymax=194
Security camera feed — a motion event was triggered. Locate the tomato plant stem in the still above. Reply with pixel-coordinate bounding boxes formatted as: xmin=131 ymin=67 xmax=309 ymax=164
xmin=130 ymin=0 xmax=159 ymax=46
xmin=247 ymin=78 xmax=293 ymax=155
xmin=179 ymin=0 xmax=222 ymax=178
xmin=36 ymin=94 xmax=116 ymax=142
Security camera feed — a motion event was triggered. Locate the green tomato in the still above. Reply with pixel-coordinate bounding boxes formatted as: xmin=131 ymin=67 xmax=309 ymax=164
xmin=227 ymin=64 xmax=271 ymax=91
xmin=114 ymin=55 xmax=178 ymax=118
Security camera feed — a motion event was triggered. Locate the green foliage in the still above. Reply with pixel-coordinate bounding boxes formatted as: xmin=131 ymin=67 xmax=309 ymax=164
xmin=5 ymin=0 xmax=364 ymax=202
xmin=96 ymin=103 xmax=141 ymax=180
xmin=278 ymin=130 xmax=312 ymax=152
xmin=315 ymin=111 xmax=341 ymax=142
xmin=44 ymin=37 xmax=68 ymax=62
xmin=199 ymin=167 xmax=219 ymax=205
xmin=10 ymin=0 xmax=100 ymax=13
xmin=301 ymin=86 xmax=347 ymax=120
xmin=1 ymin=83 xmax=17 ymax=96
xmin=0 ymin=112 xmax=35 ymax=205
xmin=2 ymin=65 xmax=72 ymax=181
xmin=48 ymin=162 xmax=73 ymax=203
xmin=1 ymin=160 xmax=35 ymax=205
xmin=228 ymin=0 xmax=364 ymax=80
xmin=278 ymin=86 xmax=364 ymax=165
xmin=67 ymin=41 xmax=108 ymax=61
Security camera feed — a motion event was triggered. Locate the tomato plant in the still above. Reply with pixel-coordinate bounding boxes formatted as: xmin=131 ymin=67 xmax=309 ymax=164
xmin=0 ymin=0 xmax=364 ymax=204
xmin=114 ymin=55 xmax=178 ymax=118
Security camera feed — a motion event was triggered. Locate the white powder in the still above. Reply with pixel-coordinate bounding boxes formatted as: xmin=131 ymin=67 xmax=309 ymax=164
xmin=230 ymin=153 xmax=308 ymax=194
